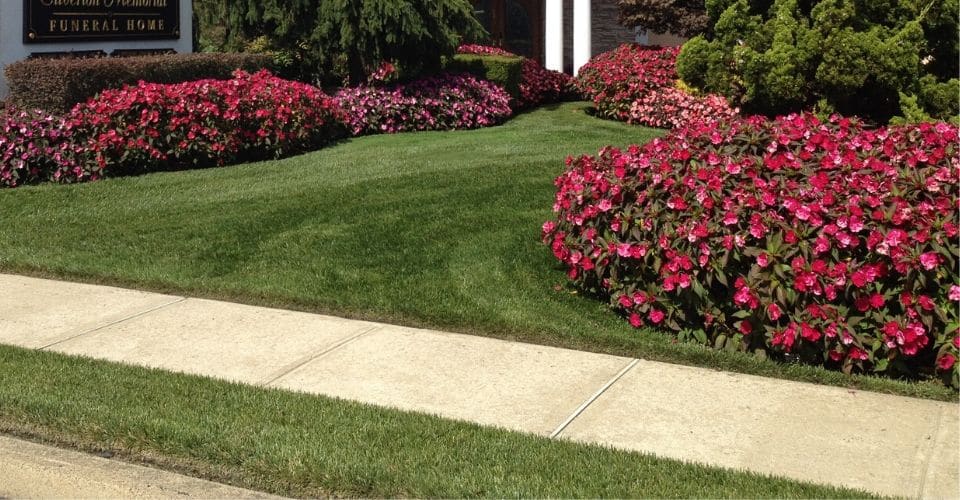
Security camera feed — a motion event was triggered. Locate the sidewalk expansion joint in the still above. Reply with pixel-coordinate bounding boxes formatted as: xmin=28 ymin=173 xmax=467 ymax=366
xmin=259 ymin=325 xmax=381 ymax=387
xmin=38 ymin=297 xmax=187 ymax=350
xmin=916 ymin=403 xmax=947 ymax=498
xmin=549 ymin=358 xmax=640 ymax=439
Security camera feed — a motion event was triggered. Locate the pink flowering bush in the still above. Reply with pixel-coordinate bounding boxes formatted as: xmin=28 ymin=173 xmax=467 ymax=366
xmin=457 ymin=44 xmax=514 ymax=57
xmin=457 ymin=44 xmax=575 ymax=109
xmin=628 ymin=87 xmax=739 ymax=129
xmin=0 ymin=106 xmax=85 ymax=187
xmin=544 ymin=114 xmax=960 ymax=386
xmin=575 ymin=44 xmax=679 ymax=121
xmin=517 ymin=58 xmax=576 ymax=109
xmin=67 ymin=69 xmax=345 ymax=176
xmin=335 ymin=73 xmax=512 ymax=136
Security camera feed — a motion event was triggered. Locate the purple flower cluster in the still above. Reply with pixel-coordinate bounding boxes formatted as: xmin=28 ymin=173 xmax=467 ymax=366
xmin=0 ymin=106 xmax=85 ymax=187
xmin=335 ymin=73 xmax=512 ymax=136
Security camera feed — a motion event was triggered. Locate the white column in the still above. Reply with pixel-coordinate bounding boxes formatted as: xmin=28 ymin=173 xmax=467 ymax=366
xmin=544 ymin=0 xmax=563 ymax=72
xmin=573 ymin=0 xmax=591 ymax=75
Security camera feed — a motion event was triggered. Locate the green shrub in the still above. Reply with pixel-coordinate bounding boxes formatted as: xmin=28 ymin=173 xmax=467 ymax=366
xmin=918 ymin=76 xmax=960 ymax=122
xmin=195 ymin=0 xmax=484 ymax=85
xmin=5 ymin=53 xmax=273 ymax=113
xmin=447 ymin=54 xmax=523 ymax=98
xmin=676 ymin=0 xmax=959 ymax=123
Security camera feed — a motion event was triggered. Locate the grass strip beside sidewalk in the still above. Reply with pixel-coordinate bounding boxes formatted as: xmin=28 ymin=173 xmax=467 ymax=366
xmin=0 ymin=345 xmax=874 ymax=498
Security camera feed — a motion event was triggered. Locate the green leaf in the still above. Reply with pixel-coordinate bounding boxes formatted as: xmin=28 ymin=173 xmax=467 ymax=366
xmin=692 ymin=278 xmax=707 ymax=298
xmin=874 ymin=358 xmax=889 ymax=372
xmin=714 ymin=334 xmax=727 ymax=349
xmin=692 ymin=328 xmax=708 ymax=344
xmin=714 ymin=267 xmax=728 ymax=286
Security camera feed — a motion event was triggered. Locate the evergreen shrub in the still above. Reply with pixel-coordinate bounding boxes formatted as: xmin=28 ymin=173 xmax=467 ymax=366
xmin=676 ymin=0 xmax=959 ymax=123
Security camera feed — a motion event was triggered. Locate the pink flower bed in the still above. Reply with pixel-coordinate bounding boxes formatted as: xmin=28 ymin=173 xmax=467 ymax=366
xmin=0 ymin=106 xmax=84 ymax=187
xmin=335 ymin=73 xmax=512 ymax=136
xmin=457 ymin=44 xmax=514 ymax=57
xmin=628 ymin=87 xmax=739 ymax=129
xmin=575 ymin=44 xmax=679 ymax=121
xmin=457 ymin=44 xmax=575 ymax=109
xmin=67 ymin=69 xmax=345 ymax=176
xmin=544 ymin=113 xmax=959 ymax=385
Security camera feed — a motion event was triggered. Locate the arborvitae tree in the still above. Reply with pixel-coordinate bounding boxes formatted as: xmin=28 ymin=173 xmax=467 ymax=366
xmin=617 ymin=0 xmax=710 ymax=37
xmin=676 ymin=0 xmax=959 ymax=123
xmin=193 ymin=0 xmax=484 ymax=85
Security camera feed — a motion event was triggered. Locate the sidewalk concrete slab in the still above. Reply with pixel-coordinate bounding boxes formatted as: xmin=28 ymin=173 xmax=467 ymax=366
xmin=0 ymin=274 xmax=180 ymax=349
xmin=48 ymin=298 xmax=379 ymax=385
xmin=923 ymin=404 xmax=960 ymax=499
xmin=556 ymin=359 xmax=959 ymax=499
xmin=269 ymin=325 xmax=634 ymax=434
xmin=0 ymin=435 xmax=281 ymax=499
xmin=1 ymin=273 xmax=958 ymax=498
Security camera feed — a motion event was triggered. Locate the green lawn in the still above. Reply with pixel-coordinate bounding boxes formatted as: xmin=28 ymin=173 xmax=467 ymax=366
xmin=0 ymin=345 xmax=873 ymax=498
xmin=0 ymin=102 xmax=952 ymax=400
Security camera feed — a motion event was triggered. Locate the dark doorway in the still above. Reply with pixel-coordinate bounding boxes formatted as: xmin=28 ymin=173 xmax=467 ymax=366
xmin=472 ymin=0 xmax=543 ymax=61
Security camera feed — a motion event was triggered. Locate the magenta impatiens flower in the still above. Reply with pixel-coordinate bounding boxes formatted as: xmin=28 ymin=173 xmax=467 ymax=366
xmin=767 ymin=303 xmax=783 ymax=321
xmin=919 ymin=252 xmax=942 ymax=270
xmin=335 ymin=73 xmax=511 ymax=136
xmin=543 ymin=110 xmax=959 ymax=384
xmin=575 ymin=44 xmax=680 ymax=121
xmin=648 ymin=309 xmax=665 ymax=324
xmin=938 ymin=354 xmax=956 ymax=371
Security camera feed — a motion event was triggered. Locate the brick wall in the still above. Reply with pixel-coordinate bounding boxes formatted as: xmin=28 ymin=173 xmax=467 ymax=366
xmin=559 ymin=0 xmax=685 ymax=73
xmin=592 ymin=0 xmax=637 ymax=55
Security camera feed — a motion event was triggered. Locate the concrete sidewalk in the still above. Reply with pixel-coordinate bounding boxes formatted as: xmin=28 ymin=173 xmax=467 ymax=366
xmin=0 ymin=435 xmax=279 ymax=499
xmin=1 ymin=273 xmax=957 ymax=498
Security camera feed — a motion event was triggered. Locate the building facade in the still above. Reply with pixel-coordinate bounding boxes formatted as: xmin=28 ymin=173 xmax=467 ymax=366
xmin=471 ymin=0 xmax=685 ymax=74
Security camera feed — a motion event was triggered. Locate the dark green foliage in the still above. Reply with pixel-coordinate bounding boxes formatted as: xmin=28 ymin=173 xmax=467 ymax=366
xmin=677 ymin=0 xmax=959 ymax=122
xmin=4 ymin=53 xmax=273 ymax=113
xmin=918 ymin=76 xmax=960 ymax=121
xmin=447 ymin=54 xmax=524 ymax=98
xmin=616 ymin=0 xmax=710 ymax=37
xmin=194 ymin=0 xmax=485 ymax=85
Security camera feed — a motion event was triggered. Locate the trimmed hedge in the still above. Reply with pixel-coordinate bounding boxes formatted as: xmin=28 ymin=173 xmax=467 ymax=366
xmin=455 ymin=45 xmax=576 ymax=109
xmin=5 ymin=53 xmax=273 ymax=112
xmin=447 ymin=54 xmax=524 ymax=99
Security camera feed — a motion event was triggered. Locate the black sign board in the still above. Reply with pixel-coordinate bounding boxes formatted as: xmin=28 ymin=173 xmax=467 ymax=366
xmin=24 ymin=0 xmax=180 ymax=44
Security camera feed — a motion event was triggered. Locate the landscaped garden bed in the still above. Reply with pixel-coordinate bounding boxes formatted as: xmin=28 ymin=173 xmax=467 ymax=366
xmin=1 ymin=0 xmax=956 ymax=398
xmin=2 ymin=1 xmax=955 ymax=497
xmin=545 ymin=113 xmax=958 ymax=386
xmin=0 ymin=103 xmax=953 ymax=399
